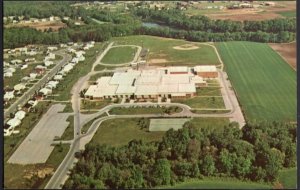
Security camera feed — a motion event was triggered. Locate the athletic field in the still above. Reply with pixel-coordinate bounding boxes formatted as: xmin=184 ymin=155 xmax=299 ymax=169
xmin=101 ymin=46 xmax=137 ymax=64
xmin=217 ymin=42 xmax=296 ymax=122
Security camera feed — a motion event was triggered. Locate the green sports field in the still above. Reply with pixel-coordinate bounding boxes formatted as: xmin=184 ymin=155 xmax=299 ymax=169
xmin=101 ymin=46 xmax=137 ymax=65
xmin=217 ymin=42 xmax=296 ymax=122
xmin=112 ymin=35 xmax=221 ymax=66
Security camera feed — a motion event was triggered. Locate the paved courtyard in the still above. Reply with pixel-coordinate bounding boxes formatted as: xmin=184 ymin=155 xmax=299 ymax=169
xmin=8 ymin=104 xmax=73 ymax=164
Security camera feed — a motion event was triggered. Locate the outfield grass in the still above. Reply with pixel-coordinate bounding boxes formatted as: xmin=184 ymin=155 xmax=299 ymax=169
xmin=90 ymin=118 xmax=165 ymax=147
xmin=217 ymin=41 xmax=296 ymax=122
xmin=101 ymin=46 xmax=137 ymax=64
xmin=276 ymin=11 xmax=296 ymax=18
xmin=160 ymin=178 xmax=271 ymax=189
xmin=278 ymin=168 xmax=297 ymax=189
xmin=109 ymin=106 xmax=182 ymax=115
xmin=4 ymin=144 xmax=69 ymax=189
xmin=112 ymin=35 xmax=220 ymax=66
xmin=89 ymin=72 xmax=113 ymax=81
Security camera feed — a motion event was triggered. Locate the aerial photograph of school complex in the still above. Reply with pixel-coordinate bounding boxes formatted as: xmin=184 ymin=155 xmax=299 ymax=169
xmin=3 ymin=1 xmax=297 ymax=189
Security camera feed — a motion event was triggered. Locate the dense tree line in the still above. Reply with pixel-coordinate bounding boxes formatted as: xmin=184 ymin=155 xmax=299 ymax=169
xmin=132 ymin=8 xmax=296 ymax=33
xmin=63 ymin=121 xmax=296 ymax=189
xmin=3 ymin=1 xmax=85 ymax=19
xmin=137 ymin=26 xmax=295 ymax=43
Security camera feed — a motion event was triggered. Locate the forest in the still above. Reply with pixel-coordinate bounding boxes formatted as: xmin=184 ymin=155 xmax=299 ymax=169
xmin=63 ymin=121 xmax=296 ymax=189
xmin=3 ymin=2 xmax=296 ymax=48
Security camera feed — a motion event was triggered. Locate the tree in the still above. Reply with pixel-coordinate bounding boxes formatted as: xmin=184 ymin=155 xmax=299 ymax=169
xmin=152 ymin=159 xmax=171 ymax=186
xmin=201 ymin=155 xmax=216 ymax=176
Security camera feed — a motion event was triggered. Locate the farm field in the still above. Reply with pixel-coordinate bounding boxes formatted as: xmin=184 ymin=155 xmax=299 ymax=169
xmin=268 ymin=42 xmax=296 ymax=70
xmin=101 ymin=46 xmax=137 ymax=65
xmin=160 ymin=178 xmax=271 ymax=189
xmin=217 ymin=41 xmax=296 ymax=122
xmin=278 ymin=168 xmax=297 ymax=189
xmin=276 ymin=11 xmax=296 ymax=18
xmin=112 ymin=35 xmax=221 ymax=66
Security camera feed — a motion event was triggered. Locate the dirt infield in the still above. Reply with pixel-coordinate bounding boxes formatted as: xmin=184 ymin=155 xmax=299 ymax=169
xmin=269 ymin=42 xmax=296 ymax=70
xmin=173 ymin=44 xmax=199 ymax=50
xmin=6 ymin=21 xmax=66 ymax=32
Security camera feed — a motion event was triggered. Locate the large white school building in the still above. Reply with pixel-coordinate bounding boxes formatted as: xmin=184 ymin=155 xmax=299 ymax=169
xmin=85 ymin=66 xmax=217 ymax=100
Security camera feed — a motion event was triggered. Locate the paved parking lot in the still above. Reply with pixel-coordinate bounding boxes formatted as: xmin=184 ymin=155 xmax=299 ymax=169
xmin=8 ymin=104 xmax=73 ymax=164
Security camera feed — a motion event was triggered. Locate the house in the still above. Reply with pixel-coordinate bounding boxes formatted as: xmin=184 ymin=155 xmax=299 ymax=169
xmin=44 ymin=61 xmax=54 ymax=67
xmin=39 ymin=88 xmax=52 ymax=95
xmin=7 ymin=118 xmax=21 ymax=128
xmin=25 ymin=58 xmax=36 ymax=62
xmin=74 ymin=22 xmax=81 ymax=26
xmin=75 ymin=50 xmax=85 ymax=58
xmin=63 ymin=16 xmax=70 ymax=21
xmin=4 ymin=72 xmax=13 ymax=78
xmin=35 ymin=65 xmax=47 ymax=74
xmin=60 ymin=43 xmax=67 ymax=48
xmin=14 ymin=110 xmax=26 ymax=120
xmin=26 ymin=51 xmax=37 ymax=56
xmin=21 ymin=64 xmax=28 ymax=70
xmin=193 ymin=65 xmax=218 ymax=78
xmin=62 ymin=64 xmax=74 ymax=73
xmin=54 ymin=74 xmax=63 ymax=81
xmin=29 ymin=73 xmax=38 ymax=80
xmin=78 ymin=56 xmax=85 ymax=62
xmin=6 ymin=67 xmax=16 ymax=73
xmin=21 ymin=76 xmax=30 ymax=83
xmin=4 ymin=91 xmax=15 ymax=101
xmin=28 ymin=99 xmax=38 ymax=107
xmin=14 ymin=83 xmax=26 ymax=91
xmin=47 ymin=46 xmax=58 ymax=51
xmin=46 ymin=81 xmax=59 ymax=89
xmin=265 ymin=2 xmax=275 ymax=6
xmin=4 ymin=61 xmax=10 ymax=67
xmin=49 ymin=16 xmax=54 ymax=21
xmin=46 ymin=52 xmax=56 ymax=59
xmin=71 ymin=57 xmax=79 ymax=64
xmin=11 ymin=59 xmax=22 ymax=64
xmin=41 ymin=18 xmax=47 ymax=22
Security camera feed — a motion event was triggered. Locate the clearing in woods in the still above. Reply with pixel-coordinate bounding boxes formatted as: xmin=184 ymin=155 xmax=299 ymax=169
xmin=216 ymin=41 xmax=296 ymax=122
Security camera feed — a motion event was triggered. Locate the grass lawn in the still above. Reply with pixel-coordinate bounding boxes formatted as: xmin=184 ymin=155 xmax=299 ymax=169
xmin=101 ymin=46 xmax=137 ymax=65
xmin=81 ymin=99 xmax=111 ymax=111
xmin=89 ymin=72 xmax=113 ymax=81
xmin=188 ymin=117 xmax=230 ymax=131
xmin=90 ymin=118 xmax=165 ymax=147
xmin=217 ymin=41 xmax=296 ymax=122
xmin=56 ymin=116 xmax=74 ymax=141
xmin=278 ymin=168 xmax=297 ymax=189
xmin=160 ymin=178 xmax=271 ymax=189
xmin=276 ymin=11 xmax=296 ymax=18
xmin=174 ymin=96 xmax=225 ymax=109
xmin=94 ymin=64 xmax=107 ymax=71
xmin=4 ymin=101 xmax=54 ymax=162
xmin=4 ymin=144 xmax=69 ymax=189
xmin=109 ymin=106 xmax=182 ymax=115
xmin=196 ymin=87 xmax=222 ymax=96
xmin=49 ymin=42 xmax=107 ymax=101
xmin=112 ymin=35 xmax=220 ymax=66
xmin=191 ymin=109 xmax=230 ymax=114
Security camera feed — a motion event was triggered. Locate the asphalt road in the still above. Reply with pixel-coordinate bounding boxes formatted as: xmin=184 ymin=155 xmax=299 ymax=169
xmin=4 ymin=50 xmax=72 ymax=120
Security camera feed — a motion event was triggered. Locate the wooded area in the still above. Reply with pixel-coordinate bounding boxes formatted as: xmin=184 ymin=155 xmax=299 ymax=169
xmin=63 ymin=121 xmax=296 ymax=189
